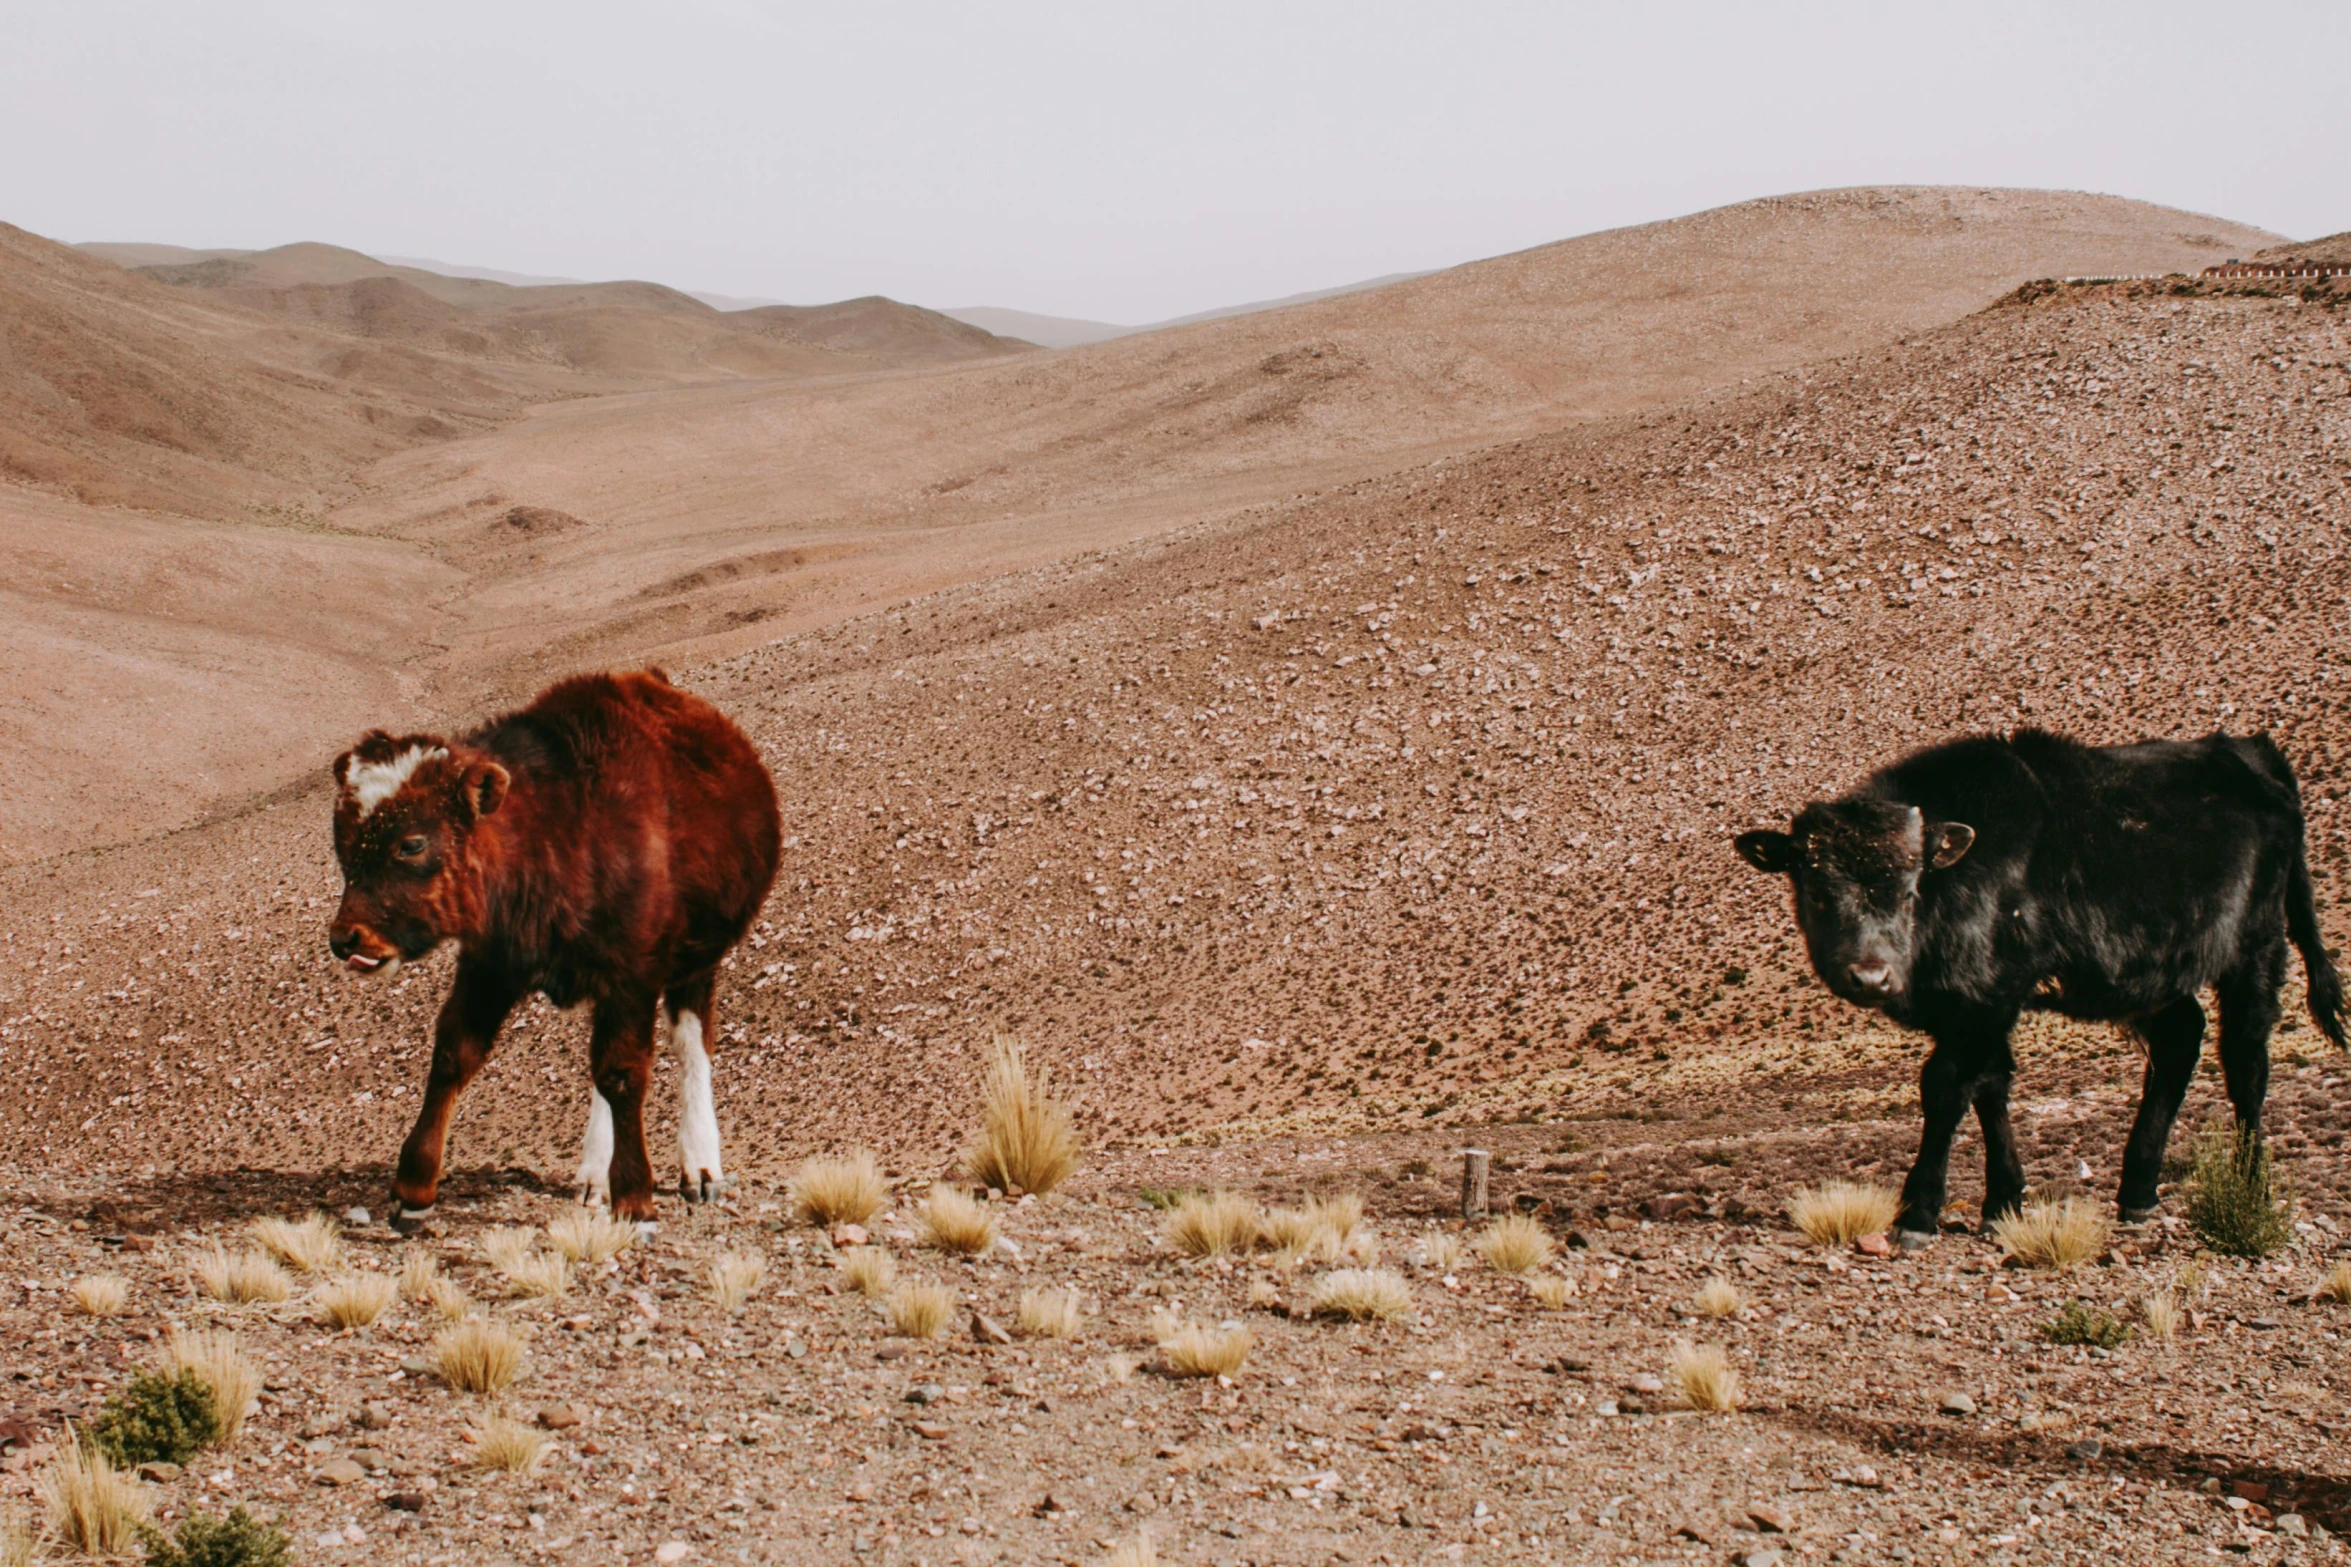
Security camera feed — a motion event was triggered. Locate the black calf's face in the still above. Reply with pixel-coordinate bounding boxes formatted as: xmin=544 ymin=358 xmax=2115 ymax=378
xmin=1735 ymin=801 xmax=1974 ymax=1006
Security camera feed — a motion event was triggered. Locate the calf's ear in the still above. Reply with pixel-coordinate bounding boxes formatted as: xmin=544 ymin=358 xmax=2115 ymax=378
xmin=1926 ymin=821 xmax=1976 ymax=870
xmin=461 ymin=762 xmax=510 ymax=820
xmin=1734 ymin=830 xmax=1797 ymax=874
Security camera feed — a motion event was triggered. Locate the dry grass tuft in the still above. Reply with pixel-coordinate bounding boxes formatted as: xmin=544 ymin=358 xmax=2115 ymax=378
xmin=1475 ymin=1214 xmax=1555 ymax=1275
xmin=2142 ymin=1288 xmax=2182 ymax=1340
xmin=0 ymin=1517 xmax=33 ymax=1567
xmin=838 ymin=1247 xmax=897 ymax=1298
xmin=1256 ymin=1205 xmax=1328 ymax=1258
xmin=1307 ymin=1192 xmax=1366 ymax=1241
xmin=1786 ymin=1182 xmax=1900 ymax=1247
xmin=434 ymin=1317 xmax=526 ymax=1396
xmin=166 ymin=1331 xmax=259 ymax=1442
xmin=249 ymin=1213 xmax=341 ymax=1274
xmin=71 ymin=1275 xmax=129 ymax=1318
xmin=483 ymin=1228 xmax=570 ymax=1298
xmin=1106 ymin=1531 xmax=1157 ymax=1567
xmin=888 ymin=1284 xmax=955 ymax=1338
xmin=469 ymin=1414 xmax=547 ymax=1473
xmin=1413 ymin=1233 xmax=1468 ymax=1273
xmin=1669 ymin=1342 xmax=1740 ymax=1412
xmin=790 ymin=1151 xmax=886 ymax=1227
xmin=1164 ymin=1191 xmax=1261 ymax=1258
xmin=1988 ymin=1198 xmax=2109 ymax=1271
xmin=962 ymin=1035 xmax=1080 ymax=1196
xmin=2319 ymin=1259 xmax=2351 ymax=1305
xmin=1157 ymin=1320 xmax=1252 ymax=1379
xmin=1309 ymin=1268 xmax=1412 ymax=1322
xmin=1016 ymin=1288 xmax=1082 ymax=1339
xmin=315 ymin=1273 xmax=397 ymax=1330
xmin=192 ymin=1245 xmax=292 ymax=1305
xmin=425 ymin=1277 xmax=473 ymax=1322
xmin=1527 ymin=1274 xmax=1572 ymax=1310
xmin=1695 ymin=1277 xmax=1744 ymax=1318
xmin=398 ymin=1248 xmax=440 ymax=1302
xmin=921 ymin=1185 xmax=999 ymax=1256
xmin=547 ymin=1207 xmax=639 ymax=1265
xmin=707 ymin=1251 xmax=766 ymax=1313
xmin=39 ymin=1431 xmax=149 ymax=1556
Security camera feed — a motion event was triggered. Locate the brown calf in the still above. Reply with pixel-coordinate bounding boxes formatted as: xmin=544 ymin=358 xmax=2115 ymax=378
xmin=327 ymin=670 xmax=780 ymax=1229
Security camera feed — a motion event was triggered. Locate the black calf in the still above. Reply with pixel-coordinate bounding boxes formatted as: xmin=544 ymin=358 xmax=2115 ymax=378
xmin=1736 ymin=728 xmax=2344 ymax=1244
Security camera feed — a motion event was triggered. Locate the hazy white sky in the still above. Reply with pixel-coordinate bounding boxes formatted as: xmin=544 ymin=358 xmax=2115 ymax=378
xmin=6 ymin=2 xmax=2344 ymax=322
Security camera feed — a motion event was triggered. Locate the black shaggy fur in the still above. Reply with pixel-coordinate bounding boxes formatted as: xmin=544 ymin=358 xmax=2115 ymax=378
xmin=1737 ymin=729 xmax=2345 ymax=1243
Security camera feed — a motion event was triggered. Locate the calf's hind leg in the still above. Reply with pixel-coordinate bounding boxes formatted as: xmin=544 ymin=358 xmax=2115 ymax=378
xmin=666 ymin=973 xmax=727 ymax=1203
xmin=589 ymin=992 xmax=662 ymax=1227
xmin=2216 ymin=943 xmax=2288 ymax=1142
xmin=2116 ymin=995 xmax=2204 ymax=1222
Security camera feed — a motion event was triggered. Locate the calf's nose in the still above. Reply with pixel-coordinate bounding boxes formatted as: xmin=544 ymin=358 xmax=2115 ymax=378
xmin=329 ymin=929 xmax=360 ymax=961
xmin=1848 ymin=960 xmax=1893 ymax=993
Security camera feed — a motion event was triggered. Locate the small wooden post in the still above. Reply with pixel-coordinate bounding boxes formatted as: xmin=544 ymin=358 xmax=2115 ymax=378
xmin=1460 ymin=1148 xmax=1491 ymax=1221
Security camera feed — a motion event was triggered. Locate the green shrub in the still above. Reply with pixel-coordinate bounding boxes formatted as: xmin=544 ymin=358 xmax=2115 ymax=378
xmin=2042 ymin=1300 xmax=2133 ymax=1349
xmin=2184 ymin=1123 xmax=2295 ymax=1258
xmin=141 ymin=1507 xmax=293 ymax=1567
xmin=84 ymin=1368 xmax=218 ymax=1467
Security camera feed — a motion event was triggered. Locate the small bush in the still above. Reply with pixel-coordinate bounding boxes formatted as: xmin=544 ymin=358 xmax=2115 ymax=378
xmin=963 ymin=1035 xmax=1080 ymax=1196
xmin=434 ymin=1318 xmax=525 ymax=1395
xmin=922 ymin=1185 xmax=999 ymax=1256
xmin=2043 ymin=1299 xmax=2133 ymax=1348
xmin=1158 ymin=1321 xmax=1251 ymax=1378
xmin=888 ymin=1284 xmax=955 ymax=1338
xmin=425 ymin=1278 xmax=473 ymax=1322
xmin=40 ymin=1435 xmax=149 ymax=1556
xmin=1668 ymin=1343 xmax=1739 ymax=1412
xmin=167 ymin=1332 xmax=259 ymax=1443
xmin=838 ymin=1246 xmax=897 ymax=1298
xmin=1989 ymin=1198 xmax=2109 ymax=1271
xmin=1 ymin=1518 xmax=32 ymax=1567
xmin=315 ymin=1273 xmax=397 ymax=1330
xmin=1786 ymin=1182 xmax=1899 ymax=1246
xmin=192 ymin=1246 xmax=292 ymax=1305
xmin=707 ymin=1252 xmax=765 ymax=1313
xmin=72 ymin=1275 xmax=129 ymax=1318
xmin=249 ymin=1214 xmax=341 ymax=1274
xmin=483 ymin=1228 xmax=570 ymax=1298
xmin=1527 ymin=1275 xmax=1571 ymax=1310
xmin=2141 ymin=1289 xmax=2181 ymax=1340
xmin=1017 ymin=1288 xmax=1082 ymax=1339
xmin=140 ymin=1506 xmax=293 ymax=1567
xmin=546 ymin=1208 xmax=638 ymax=1265
xmin=469 ymin=1415 xmax=546 ymax=1474
xmin=1164 ymin=1191 xmax=1260 ymax=1258
xmin=85 ymin=1369 xmax=219 ymax=1467
xmin=790 ymin=1151 xmax=886 ymax=1226
xmin=1475 ymin=1214 xmax=1554 ymax=1275
xmin=2184 ymin=1123 xmax=2295 ymax=1258
xmin=2318 ymin=1259 xmax=2351 ymax=1304
xmin=1309 ymin=1268 xmax=1413 ymax=1322
xmin=1412 ymin=1233 xmax=1467 ymax=1273
xmin=1694 ymin=1277 xmax=1743 ymax=1318
xmin=397 ymin=1249 xmax=439 ymax=1301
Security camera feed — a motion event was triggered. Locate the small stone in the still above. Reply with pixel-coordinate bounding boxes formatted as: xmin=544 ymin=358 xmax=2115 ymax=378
xmin=358 ymin=1403 xmax=394 ymax=1431
xmin=347 ymin=1448 xmax=392 ymax=1472
xmin=875 ymin=1343 xmax=910 ymax=1362
xmin=343 ymin=1207 xmax=372 ymax=1227
xmin=911 ymin=1421 xmax=950 ymax=1440
xmin=1854 ymin=1231 xmax=1892 ymax=1258
xmin=536 ymin=1403 xmax=583 ymax=1430
xmin=137 ymin=1461 xmax=182 ymax=1483
xmin=2231 ymin=1480 xmax=2270 ymax=1504
xmin=398 ymin=1358 xmax=434 ymax=1378
xmin=971 ymin=1312 xmax=1013 ymax=1346
xmin=1742 ymin=1551 xmax=1785 ymax=1567
xmin=316 ymin=1458 xmax=366 ymax=1486
xmin=1629 ymin=1374 xmax=1665 ymax=1396
xmin=1564 ymin=1229 xmax=1594 ymax=1250
xmin=831 ymin=1223 xmax=870 ymax=1248
xmin=386 ymin=1491 xmax=427 ymax=1513
xmin=1642 ymin=1194 xmax=1699 ymax=1221
xmin=1852 ymin=1466 xmax=1882 ymax=1488
xmin=655 ymin=1545 xmax=691 ymax=1565
xmin=1594 ymin=1399 xmax=1619 ymax=1417
xmin=785 ymin=1338 xmax=808 ymax=1359
xmin=1749 ymin=1503 xmax=1794 ymax=1533
xmin=905 ymin=1384 xmax=946 ymax=1405
xmin=2249 ymin=1316 xmax=2282 ymax=1330
xmin=1675 ymin=1521 xmax=1720 ymax=1544
xmin=2278 ymin=1514 xmax=2308 ymax=1537
xmin=299 ymin=1414 xmax=343 ymax=1439
xmin=2064 ymin=1439 xmax=2103 ymax=1461
xmin=1940 ymin=1392 xmax=1977 ymax=1416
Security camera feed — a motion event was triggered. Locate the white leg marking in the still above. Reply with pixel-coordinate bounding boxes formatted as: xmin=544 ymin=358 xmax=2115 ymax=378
xmin=576 ymin=1088 xmax=614 ymax=1206
xmin=674 ymin=1010 xmax=723 ymax=1199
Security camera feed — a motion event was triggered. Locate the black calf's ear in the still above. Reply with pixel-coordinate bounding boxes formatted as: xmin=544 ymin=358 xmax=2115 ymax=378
xmin=1734 ymin=830 xmax=1797 ymax=873
xmin=463 ymin=762 xmax=511 ymax=820
xmin=1926 ymin=821 xmax=1976 ymax=870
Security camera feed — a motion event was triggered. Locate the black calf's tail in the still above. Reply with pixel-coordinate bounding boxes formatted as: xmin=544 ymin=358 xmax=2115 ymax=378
xmin=2287 ymin=842 xmax=2349 ymax=1050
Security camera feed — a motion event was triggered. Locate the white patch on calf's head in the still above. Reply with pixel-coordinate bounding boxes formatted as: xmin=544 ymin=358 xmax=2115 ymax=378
xmin=342 ymin=745 xmax=447 ymax=819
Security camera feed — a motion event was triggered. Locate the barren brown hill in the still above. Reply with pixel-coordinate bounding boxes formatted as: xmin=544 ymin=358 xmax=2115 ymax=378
xmin=2255 ymin=231 xmax=2351 ymax=266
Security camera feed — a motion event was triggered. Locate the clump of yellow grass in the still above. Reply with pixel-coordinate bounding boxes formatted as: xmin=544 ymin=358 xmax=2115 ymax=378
xmin=398 ymin=1248 xmax=440 ymax=1301
xmin=167 ymin=1330 xmax=260 ymax=1441
xmin=1988 ymin=1198 xmax=2109 ymax=1271
xmin=1695 ymin=1277 xmax=1743 ymax=1318
xmin=2317 ymin=1258 xmax=2351 ymax=1305
xmin=922 ymin=1185 xmax=998 ymax=1256
xmin=1786 ymin=1182 xmax=1900 ymax=1247
xmin=250 ymin=1212 xmax=342 ymax=1274
xmin=1309 ymin=1268 xmax=1413 ymax=1322
xmin=790 ymin=1151 xmax=886 ymax=1227
xmin=193 ymin=1245 xmax=292 ymax=1305
xmin=838 ymin=1246 xmax=897 ymax=1298
xmin=1157 ymin=1319 xmax=1251 ymax=1378
xmin=963 ymin=1035 xmax=1080 ymax=1196
xmin=434 ymin=1317 xmax=525 ymax=1395
xmin=1017 ymin=1288 xmax=1082 ymax=1339
xmin=316 ymin=1272 xmax=398 ymax=1330
xmin=547 ymin=1207 xmax=639 ymax=1265
xmin=708 ymin=1251 xmax=765 ymax=1313
xmin=39 ymin=1433 xmax=149 ymax=1556
xmin=1106 ymin=1531 xmax=1157 ymax=1567
xmin=71 ymin=1275 xmax=129 ymax=1317
xmin=1413 ymin=1233 xmax=1467 ymax=1273
xmin=1475 ymin=1214 xmax=1554 ymax=1274
xmin=469 ymin=1414 xmax=547 ymax=1473
xmin=425 ymin=1277 xmax=473 ymax=1322
xmin=1164 ymin=1191 xmax=1261 ymax=1258
xmin=482 ymin=1228 xmax=570 ymax=1298
xmin=1668 ymin=1342 xmax=1740 ymax=1412
xmin=888 ymin=1284 xmax=955 ymax=1338
xmin=2141 ymin=1288 xmax=2181 ymax=1340
xmin=1527 ymin=1275 xmax=1572 ymax=1310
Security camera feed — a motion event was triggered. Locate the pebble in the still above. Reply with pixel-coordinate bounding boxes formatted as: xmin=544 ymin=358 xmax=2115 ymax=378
xmin=537 ymin=1403 xmax=583 ymax=1430
xmin=358 ymin=1403 xmax=394 ymax=1430
xmin=385 ymin=1492 xmax=427 ymax=1513
xmin=912 ymin=1421 xmax=950 ymax=1440
xmin=1853 ymin=1232 xmax=1892 ymax=1258
xmin=1629 ymin=1374 xmax=1664 ymax=1395
xmin=138 ymin=1461 xmax=182 ymax=1483
xmin=905 ymin=1384 xmax=946 ymax=1405
xmin=831 ymin=1223 xmax=870 ymax=1248
xmin=315 ymin=1457 xmax=365 ymax=1486
xmin=971 ymin=1312 xmax=1013 ymax=1346
xmin=1749 ymin=1503 xmax=1794 ymax=1533
xmin=1940 ymin=1392 xmax=1977 ymax=1416
xmin=347 ymin=1447 xmax=392 ymax=1471
xmin=2278 ymin=1514 xmax=2308 ymax=1537
xmin=2064 ymin=1438 xmax=2103 ymax=1461
xmin=343 ymin=1207 xmax=371 ymax=1227
xmin=1743 ymin=1551 xmax=1786 ymax=1567
xmin=655 ymin=1545 xmax=691 ymax=1565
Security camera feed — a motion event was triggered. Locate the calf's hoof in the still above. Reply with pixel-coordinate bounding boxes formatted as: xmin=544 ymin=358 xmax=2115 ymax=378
xmin=2116 ymin=1202 xmax=2160 ymax=1226
xmin=576 ymin=1181 xmax=611 ymax=1211
xmin=389 ymin=1203 xmax=437 ymax=1237
xmin=1893 ymin=1226 xmax=1937 ymax=1253
xmin=678 ymin=1171 xmax=730 ymax=1204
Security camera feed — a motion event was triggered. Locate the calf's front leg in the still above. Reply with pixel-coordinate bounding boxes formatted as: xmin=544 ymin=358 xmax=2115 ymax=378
xmin=392 ymin=957 xmax=520 ymax=1231
xmin=1895 ymin=1044 xmax=1970 ymax=1247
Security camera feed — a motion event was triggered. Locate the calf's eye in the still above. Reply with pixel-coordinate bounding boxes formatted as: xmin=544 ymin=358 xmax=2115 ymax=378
xmin=397 ymin=835 xmax=429 ymax=860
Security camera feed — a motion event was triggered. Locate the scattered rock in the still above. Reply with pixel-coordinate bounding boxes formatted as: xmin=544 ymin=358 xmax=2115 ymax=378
xmin=347 ymin=1447 xmax=392 ymax=1472
xmin=385 ymin=1492 xmax=427 ymax=1513
xmin=831 ymin=1223 xmax=870 ymax=1248
xmin=1742 ymin=1550 xmax=1786 ymax=1567
xmin=1854 ymin=1231 xmax=1892 ymax=1258
xmin=357 ymin=1403 xmax=394 ymax=1431
xmin=1941 ymin=1392 xmax=1977 ymax=1416
xmin=905 ymin=1384 xmax=946 ymax=1406
xmin=2231 ymin=1480 xmax=2270 ymax=1504
xmin=298 ymin=1414 xmax=343 ymax=1439
xmin=315 ymin=1458 xmax=365 ymax=1486
xmin=1748 ymin=1503 xmax=1794 ymax=1533
xmin=342 ymin=1206 xmax=371 ymax=1227
xmin=1629 ymin=1374 xmax=1665 ymax=1396
xmin=1674 ymin=1521 xmax=1719 ymax=1544
xmin=2064 ymin=1438 xmax=2103 ymax=1461
xmin=655 ymin=1544 xmax=691 ymax=1565
xmin=971 ymin=1312 xmax=1013 ymax=1346
xmin=2278 ymin=1514 xmax=2308 ymax=1538
xmin=1641 ymin=1194 xmax=1699 ymax=1221
xmin=536 ymin=1403 xmax=583 ymax=1430
xmin=137 ymin=1461 xmax=181 ymax=1483
xmin=911 ymin=1421 xmax=950 ymax=1441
